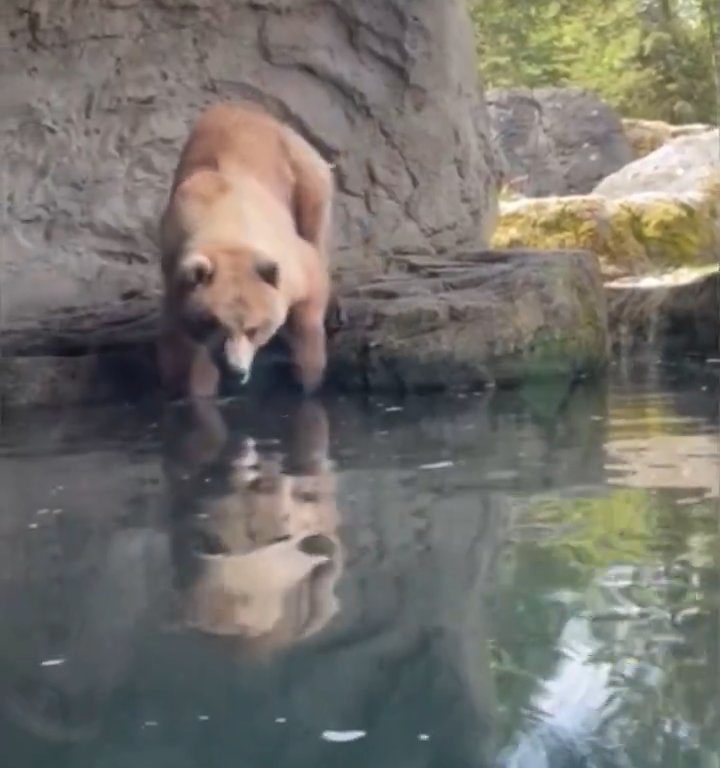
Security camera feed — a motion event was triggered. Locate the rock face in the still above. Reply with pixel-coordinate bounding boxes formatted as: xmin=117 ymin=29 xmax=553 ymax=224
xmin=0 ymin=250 xmax=611 ymax=405
xmin=0 ymin=0 xmax=614 ymax=407
xmin=1 ymin=0 xmax=500 ymax=359
xmin=487 ymin=87 xmax=633 ymax=196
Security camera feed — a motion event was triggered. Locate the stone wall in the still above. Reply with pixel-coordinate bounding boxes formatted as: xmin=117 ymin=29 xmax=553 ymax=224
xmin=1 ymin=0 xmax=500 ymax=355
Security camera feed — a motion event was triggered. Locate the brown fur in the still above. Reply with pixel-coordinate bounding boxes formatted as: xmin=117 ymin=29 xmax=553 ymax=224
xmin=158 ymin=102 xmax=334 ymax=398
xmin=164 ymin=399 xmax=342 ymax=656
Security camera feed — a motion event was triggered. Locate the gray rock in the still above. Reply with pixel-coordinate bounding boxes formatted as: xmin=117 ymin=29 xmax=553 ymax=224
xmin=1 ymin=250 xmax=610 ymax=406
xmin=326 ymin=250 xmax=609 ymax=392
xmin=0 ymin=0 xmax=499 ymax=346
xmin=486 ymin=90 xmax=565 ymax=196
xmin=487 ymin=88 xmax=633 ymax=196
xmin=607 ymin=269 xmax=719 ymax=357
xmin=0 ymin=349 xmax=159 ymax=408
xmin=594 ymin=131 xmax=720 ymax=358
xmin=594 ymin=129 xmax=720 ymax=198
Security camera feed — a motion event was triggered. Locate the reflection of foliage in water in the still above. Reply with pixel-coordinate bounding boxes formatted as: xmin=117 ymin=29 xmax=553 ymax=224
xmin=530 ymin=489 xmax=660 ymax=567
xmin=491 ymin=488 xmax=719 ymax=766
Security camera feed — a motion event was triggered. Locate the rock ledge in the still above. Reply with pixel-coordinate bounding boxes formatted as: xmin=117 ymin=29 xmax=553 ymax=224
xmin=2 ymin=249 xmax=610 ymax=406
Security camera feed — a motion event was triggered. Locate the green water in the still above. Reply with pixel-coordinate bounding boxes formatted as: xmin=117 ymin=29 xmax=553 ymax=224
xmin=0 ymin=361 xmax=717 ymax=768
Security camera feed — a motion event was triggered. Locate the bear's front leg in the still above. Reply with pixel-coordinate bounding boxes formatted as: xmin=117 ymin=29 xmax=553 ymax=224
xmin=287 ymin=305 xmax=327 ymax=394
xmin=158 ymin=329 xmax=220 ymax=400
xmin=186 ymin=345 xmax=220 ymax=399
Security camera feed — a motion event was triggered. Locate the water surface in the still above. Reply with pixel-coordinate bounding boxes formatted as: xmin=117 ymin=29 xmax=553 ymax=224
xmin=0 ymin=361 xmax=717 ymax=767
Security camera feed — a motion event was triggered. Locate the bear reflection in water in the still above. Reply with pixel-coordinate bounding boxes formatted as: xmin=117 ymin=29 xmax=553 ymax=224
xmin=163 ymin=397 xmax=342 ymax=655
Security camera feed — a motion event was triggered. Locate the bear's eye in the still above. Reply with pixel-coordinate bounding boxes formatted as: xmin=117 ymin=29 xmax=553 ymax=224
xmin=178 ymin=253 xmax=214 ymax=289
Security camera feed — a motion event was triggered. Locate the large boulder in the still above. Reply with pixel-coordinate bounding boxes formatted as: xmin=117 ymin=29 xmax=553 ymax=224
xmin=595 ymin=131 xmax=719 ymax=355
xmin=494 ymin=129 xmax=720 ymax=279
xmin=487 ymin=87 xmax=633 ymax=196
xmin=594 ymin=129 xmax=720 ymax=197
xmin=327 ymin=251 xmax=609 ymax=391
xmin=1 ymin=0 xmax=500 ymax=358
xmin=492 ymin=129 xmax=719 ymax=357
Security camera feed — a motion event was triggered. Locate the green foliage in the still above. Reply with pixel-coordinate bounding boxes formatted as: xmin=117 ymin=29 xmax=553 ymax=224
xmin=470 ymin=0 xmax=719 ymax=123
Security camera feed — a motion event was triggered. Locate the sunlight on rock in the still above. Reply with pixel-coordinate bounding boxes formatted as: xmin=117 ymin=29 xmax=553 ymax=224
xmin=622 ymin=119 xmax=712 ymax=159
xmin=606 ymin=434 xmax=719 ymax=498
xmin=606 ymin=264 xmax=718 ymax=289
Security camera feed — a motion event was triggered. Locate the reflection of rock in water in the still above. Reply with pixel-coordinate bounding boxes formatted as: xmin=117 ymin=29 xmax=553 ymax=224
xmin=604 ymin=375 xmax=719 ymax=499
xmin=0 ymin=414 xmax=170 ymax=744
xmin=299 ymin=479 xmax=507 ymax=767
xmin=0 ymin=530 xmax=169 ymax=743
xmin=163 ymin=398 xmax=342 ymax=655
xmin=606 ymin=433 xmax=719 ymax=498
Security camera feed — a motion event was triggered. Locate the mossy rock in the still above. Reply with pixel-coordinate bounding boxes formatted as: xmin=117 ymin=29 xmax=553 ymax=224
xmin=613 ymin=191 xmax=719 ymax=269
xmin=492 ymin=196 xmax=647 ymax=278
xmin=327 ymin=250 xmax=609 ymax=391
xmin=492 ymin=182 xmax=719 ymax=279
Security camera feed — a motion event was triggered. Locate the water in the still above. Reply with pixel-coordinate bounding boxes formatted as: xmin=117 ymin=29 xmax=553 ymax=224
xmin=0 ymin=361 xmax=717 ymax=768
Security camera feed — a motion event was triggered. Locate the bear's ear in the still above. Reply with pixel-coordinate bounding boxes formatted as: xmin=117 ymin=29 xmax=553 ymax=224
xmin=255 ymin=259 xmax=279 ymax=288
xmin=179 ymin=252 xmax=214 ymax=287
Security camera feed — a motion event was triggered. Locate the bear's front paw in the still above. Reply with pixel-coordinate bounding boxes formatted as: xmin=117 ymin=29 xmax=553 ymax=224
xmin=295 ymin=362 xmax=325 ymax=395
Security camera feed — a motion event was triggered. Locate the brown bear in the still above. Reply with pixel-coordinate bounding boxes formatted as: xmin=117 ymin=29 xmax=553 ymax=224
xmin=158 ymin=102 xmax=334 ymax=398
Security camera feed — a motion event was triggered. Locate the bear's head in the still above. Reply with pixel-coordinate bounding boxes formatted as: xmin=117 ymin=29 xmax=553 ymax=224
xmin=171 ymin=246 xmax=286 ymax=384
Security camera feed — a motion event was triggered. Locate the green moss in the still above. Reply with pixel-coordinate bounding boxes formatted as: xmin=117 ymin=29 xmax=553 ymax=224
xmin=622 ymin=195 xmax=718 ymax=268
xmin=493 ymin=196 xmax=608 ymax=253
xmin=603 ymin=202 xmax=649 ymax=273
xmin=493 ymin=184 xmax=719 ymax=278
